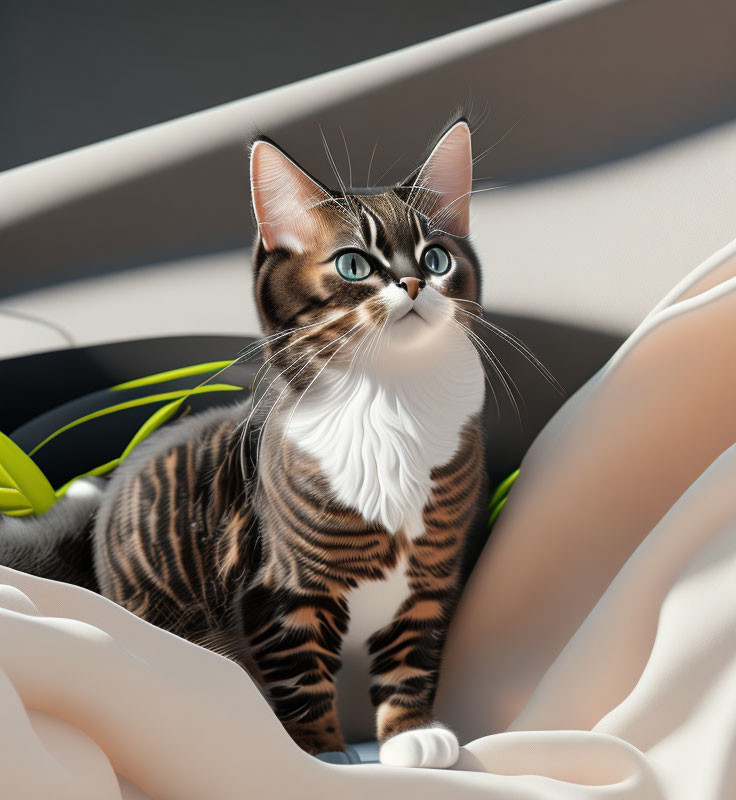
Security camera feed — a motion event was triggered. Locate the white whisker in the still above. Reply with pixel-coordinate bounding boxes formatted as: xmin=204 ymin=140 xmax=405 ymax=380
xmin=339 ymin=126 xmax=353 ymax=188
xmin=451 ymin=317 xmax=522 ymax=424
xmin=319 ymin=125 xmax=361 ymax=227
xmin=374 ymin=152 xmax=406 ymax=188
xmin=453 ymin=305 xmax=564 ymax=394
xmin=277 ymin=324 xmax=368 ymax=452
xmin=367 ymin=136 xmax=380 ymax=187
xmin=253 ymin=321 xmax=367 ymax=472
xmin=471 ymin=119 xmax=521 ymax=166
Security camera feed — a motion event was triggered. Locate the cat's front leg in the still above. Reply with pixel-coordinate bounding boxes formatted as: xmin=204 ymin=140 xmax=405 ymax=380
xmin=368 ymin=449 xmax=482 ymax=768
xmin=282 ymin=706 xmax=344 ymax=757
xmin=243 ymin=583 xmax=349 ymax=756
xmin=369 ymin=424 xmax=485 ymax=768
xmin=368 ymin=573 xmax=462 ymax=769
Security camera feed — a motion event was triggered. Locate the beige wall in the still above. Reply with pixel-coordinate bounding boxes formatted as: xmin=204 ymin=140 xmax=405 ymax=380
xmin=1 ymin=0 xmax=736 ymax=357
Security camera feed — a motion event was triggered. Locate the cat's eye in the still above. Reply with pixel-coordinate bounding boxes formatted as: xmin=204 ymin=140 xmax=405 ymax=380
xmin=422 ymin=245 xmax=451 ymax=275
xmin=335 ymin=251 xmax=372 ymax=281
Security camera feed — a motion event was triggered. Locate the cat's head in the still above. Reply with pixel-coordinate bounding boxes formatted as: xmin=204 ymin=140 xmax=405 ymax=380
xmin=248 ymin=119 xmax=482 ymax=382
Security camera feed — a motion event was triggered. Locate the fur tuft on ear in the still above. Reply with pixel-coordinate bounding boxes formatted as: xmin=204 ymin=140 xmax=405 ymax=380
xmin=250 ymin=140 xmax=331 ymax=252
xmin=406 ymin=120 xmax=473 ymax=238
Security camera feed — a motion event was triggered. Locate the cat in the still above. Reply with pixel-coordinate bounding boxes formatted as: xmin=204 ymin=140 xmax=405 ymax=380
xmin=0 ymin=118 xmax=488 ymax=768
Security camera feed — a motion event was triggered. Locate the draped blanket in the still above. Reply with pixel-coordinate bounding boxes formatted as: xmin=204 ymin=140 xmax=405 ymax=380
xmin=2 ymin=239 xmax=736 ymax=799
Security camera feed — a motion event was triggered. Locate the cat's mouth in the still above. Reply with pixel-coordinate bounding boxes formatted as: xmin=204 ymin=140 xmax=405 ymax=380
xmin=387 ymin=303 xmax=447 ymax=353
xmin=392 ymin=305 xmax=431 ymax=330
xmin=399 ymin=307 xmax=428 ymax=323
xmin=379 ymin=283 xmax=453 ymax=355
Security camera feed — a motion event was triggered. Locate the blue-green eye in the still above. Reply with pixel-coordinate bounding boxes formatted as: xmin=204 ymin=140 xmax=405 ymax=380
xmin=422 ymin=245 xmax=451 ymax=275
xmin=335 ymin=251 xmax=372 ymax=281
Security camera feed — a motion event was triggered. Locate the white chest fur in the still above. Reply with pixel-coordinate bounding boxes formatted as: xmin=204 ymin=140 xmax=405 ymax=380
xmin=285 ymin=321 xmax=484 ymax=738
xmin=283 ymin=327 xmax=485 ymax=540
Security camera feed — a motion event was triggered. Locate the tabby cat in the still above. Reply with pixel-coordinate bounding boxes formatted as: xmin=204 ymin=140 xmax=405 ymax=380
xmin=1 ymin=119 xmax=488 ymax=768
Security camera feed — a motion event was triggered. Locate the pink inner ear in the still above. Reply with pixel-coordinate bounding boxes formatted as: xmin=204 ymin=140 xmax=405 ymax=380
xmin=411 ymin=121 xmax=473 ymax=238
xmin=250 ymin=141 xmax=330 ymax=252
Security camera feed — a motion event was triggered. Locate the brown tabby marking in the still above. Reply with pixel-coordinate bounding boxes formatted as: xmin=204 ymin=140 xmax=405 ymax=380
xmin=92 ymin=119 xmax=489 ymax=756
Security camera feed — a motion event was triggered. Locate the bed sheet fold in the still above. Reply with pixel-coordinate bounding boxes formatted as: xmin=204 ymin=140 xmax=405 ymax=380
xmin=2 ymin=240 xmax=736 ymax=798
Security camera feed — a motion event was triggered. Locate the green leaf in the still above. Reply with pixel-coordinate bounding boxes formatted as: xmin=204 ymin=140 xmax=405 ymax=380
xmin=0 ymin=487 xmax=33 ymax=511
xmin=0 ymin=431 xmax=56 ymax=516
xmin=488 ymin=468 xmax=520 ymax=510
xmin=487 ymin=468 xmax=519 ymax=529
xmin=1 ymin=361 xmax=245 ymax=516
xmin=488 ymin=496 xmax=508 ymax=528
xmin=54 ymin=458 xmax=122 ymax=499
xmin=110 ymin=361 xmax=234 ymax=391
xmin=52 ymin=383 xmax=238 ymax=497
xmin=55 ymin=398 xmax=184 ymax=498
xmin=120 ymin=398 xmax=185 ymax=461
xmin=28 ymin=384 xmax=242 ymax=456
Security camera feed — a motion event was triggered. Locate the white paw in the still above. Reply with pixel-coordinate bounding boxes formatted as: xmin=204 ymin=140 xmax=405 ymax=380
xmin=379 ymin=726 xmax=459 ymax=769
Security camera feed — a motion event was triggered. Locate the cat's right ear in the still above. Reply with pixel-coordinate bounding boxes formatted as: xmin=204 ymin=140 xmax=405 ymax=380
xmin=250 ymin=139 xmax=331 ymax=252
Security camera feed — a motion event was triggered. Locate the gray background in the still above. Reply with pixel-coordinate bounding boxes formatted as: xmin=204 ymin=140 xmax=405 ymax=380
xmin=0 ymin=0 xmax=546 ymax=171
xmin=2 ymin=0 xmax=736 ymax=362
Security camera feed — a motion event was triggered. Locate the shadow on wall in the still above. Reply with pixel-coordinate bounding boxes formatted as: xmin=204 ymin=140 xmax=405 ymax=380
xmin=0 ymin=313 xmax=624 ymax=490
xmin=1 ymin=0 xmax=735 ymax=298
xmin=0 ymin=0 xmax=547 ymax=171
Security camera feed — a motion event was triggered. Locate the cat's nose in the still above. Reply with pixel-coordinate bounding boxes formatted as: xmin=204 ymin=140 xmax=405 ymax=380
xmin=398 ymin=277 xmax=425 ymax=300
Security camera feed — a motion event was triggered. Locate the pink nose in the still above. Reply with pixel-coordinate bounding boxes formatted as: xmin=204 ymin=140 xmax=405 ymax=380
xmin=399 ymin=277 xmax=425 ymax=300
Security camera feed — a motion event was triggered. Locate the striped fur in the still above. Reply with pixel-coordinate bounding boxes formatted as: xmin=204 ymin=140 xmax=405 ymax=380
xmin=94 ymin=401 xmax=484 ymax=754
xmin=7 ymin=120 xmax=491 ymax=758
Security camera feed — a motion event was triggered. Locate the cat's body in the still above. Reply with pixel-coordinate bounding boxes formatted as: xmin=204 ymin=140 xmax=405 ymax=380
xmin=94 ymin=357 xmax=484 ymax=755
xmin=1 ymin=120 xmax=490 ymax=767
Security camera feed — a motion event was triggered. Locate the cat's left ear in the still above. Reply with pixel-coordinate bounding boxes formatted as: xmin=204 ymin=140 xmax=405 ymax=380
xmin=408 ymin=120 xmax=472 ymax=238
xmin=250 ymin=139 xmax=331 ymax=252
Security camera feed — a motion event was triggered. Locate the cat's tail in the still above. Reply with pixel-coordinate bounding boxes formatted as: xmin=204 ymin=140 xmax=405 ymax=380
xmin=0 ymin=478 xmax=102 ymax=592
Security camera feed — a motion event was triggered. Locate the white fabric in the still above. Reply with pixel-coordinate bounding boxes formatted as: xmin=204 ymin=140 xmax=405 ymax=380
xmin=2 ymin=240 xmax=736 ymax=797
